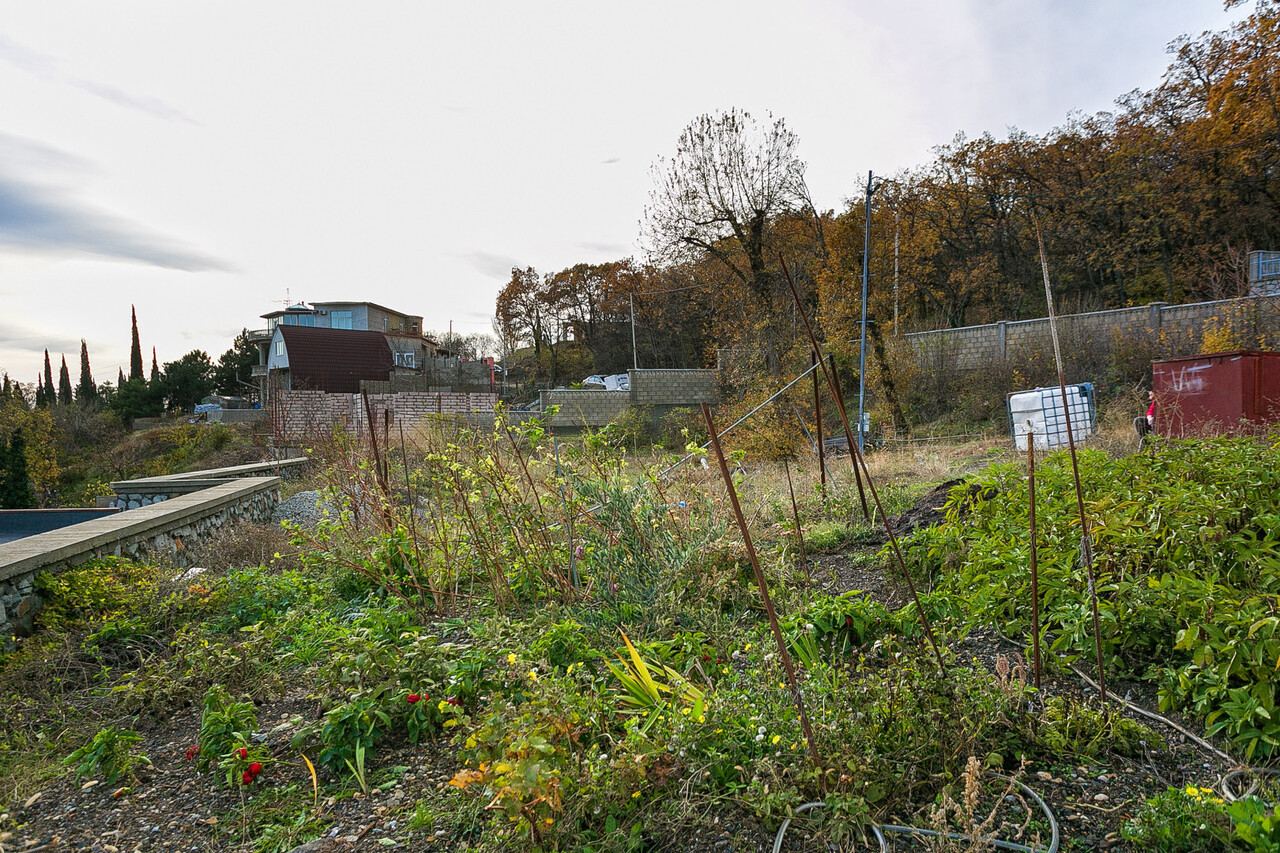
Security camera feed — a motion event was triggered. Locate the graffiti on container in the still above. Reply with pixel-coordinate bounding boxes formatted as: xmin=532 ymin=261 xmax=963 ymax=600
xmin=1165 ymin=364 xmax=1211 ymax=395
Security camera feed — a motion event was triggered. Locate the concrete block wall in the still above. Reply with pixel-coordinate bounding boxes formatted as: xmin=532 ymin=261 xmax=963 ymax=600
xmin=537 ymin=369 xmax=718 ymax=428
xmin=904 ymin=296 xmax=1280 ymax=372
xmin=272 ymin=389 xmax=498 ymax=440
xmin=629 ymin=369 xmax=717 ymax=406
xmin=540 ymin=390 xmax=631 ymax=428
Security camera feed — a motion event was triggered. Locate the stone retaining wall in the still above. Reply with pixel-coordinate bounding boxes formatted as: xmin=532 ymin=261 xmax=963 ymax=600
xmin=0 ymin=478 xmax=279 ymax=639
xmin=107 ymin=458 xmax=309 ymax=509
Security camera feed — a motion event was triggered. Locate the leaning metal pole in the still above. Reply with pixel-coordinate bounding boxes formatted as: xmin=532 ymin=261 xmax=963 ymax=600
xmin=781 ymin=260 xmax=945 ymax=671
xmin=702 ymin=404 xmax=823 ymax=772
xmin=1034 ymin=217 xmax=1107 ymax=704
xmin=780 ymin=256 xmax=870 ymax=523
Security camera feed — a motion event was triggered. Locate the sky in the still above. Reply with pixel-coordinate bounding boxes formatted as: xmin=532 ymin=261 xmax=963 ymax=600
xmin=0 ymin=0 xmax=1246 ymax=389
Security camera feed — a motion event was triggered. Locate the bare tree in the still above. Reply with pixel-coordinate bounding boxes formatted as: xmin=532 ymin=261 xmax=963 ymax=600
xmin=643 ymin=109 xmax=816 ymax=372
xmin=644 ymin=110 xmax=813 ymax=295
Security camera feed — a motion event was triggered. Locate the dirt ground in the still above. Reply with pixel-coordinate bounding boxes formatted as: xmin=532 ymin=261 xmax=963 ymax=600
xmin=1 ymin=479 xmax=1242 ymax=853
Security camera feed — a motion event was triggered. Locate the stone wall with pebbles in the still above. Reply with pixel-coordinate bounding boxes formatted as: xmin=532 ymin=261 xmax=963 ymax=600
xmin=0 ymin=477 xmax=281 ymax=641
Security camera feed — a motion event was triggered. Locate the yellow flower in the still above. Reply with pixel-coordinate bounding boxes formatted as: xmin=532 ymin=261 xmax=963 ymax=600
xmin=465 ymin=736 xmax=476 ymax=748
xmin=632 ymin=791 xmax=641 ymax=798
xmin=507 ymin=653 xmax=516 ymax=665
xmin=771 ymin=734 xmax=781 ymax=745
xmin=681 ymin=707 xmax=691 ymax=716
xmin=527 ymin=670 xmax=539 ymax=681
xmin=744 ymin=644 xmax=752 ymax=651
xmin=438 ymin=700 xmax=450 ymax=713
xmin=715 ymin=728 xmax=723 ymax=734
xmin=696 ymin=715 xmax=705 ymax=723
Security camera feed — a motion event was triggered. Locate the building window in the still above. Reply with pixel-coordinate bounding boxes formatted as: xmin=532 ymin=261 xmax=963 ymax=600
xmin=331 ymin=310 xmax=353 ymax=330
xmin=282 ymin=314 xmax=314 ymax=327
xmin=394 ymin=351 xmax=415 ymax=368
xmin=275 ymin=341 xmax=285 ymax=356
xmin=383 ymin=317 xmax=389 ymax=331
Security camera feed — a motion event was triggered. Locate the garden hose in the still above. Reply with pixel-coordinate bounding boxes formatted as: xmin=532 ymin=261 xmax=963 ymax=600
xmin=1220 ymin=767 xmax=1280 ymax=803
xmin=771 ymin=774 xmax=1059 ymax=853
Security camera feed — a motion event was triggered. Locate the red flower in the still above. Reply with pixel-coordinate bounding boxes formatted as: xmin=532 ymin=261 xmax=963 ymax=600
xmin=702 ymin=654 xmax=711 ymax=662
xmin=241 ymin=770 xmax=254 ymax=785
xmin=184 ymin=745 xmax=199 ymax=761
xmin=407 ymin=693 xmax=421 ymax=704
xmin=249 ymin=762 xmax=263 ymax=775
xmin=446 ymin=697 xmax=460 ymax=706
xmin=236 ymin=747 xmax=248 ymax=760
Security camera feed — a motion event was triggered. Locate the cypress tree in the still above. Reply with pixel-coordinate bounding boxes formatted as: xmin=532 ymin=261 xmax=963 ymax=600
xmin=1 ymin=428 xmax=37 ymax=509
xmin=130 ymin=305 xmax=144 ymax=382
xmin=1 ymin=373 xmax=9 ymax=399
xmin=58 ymin=355 xmax=73 ymax=406
xmin=150 ymin=347 xmax=161 ymax=384
xmin=77 ymin=339 xmax=97 ymax=404
xmin=35 ymin=376 xmax=47 ymax=409
xmin=42 ymin=350 xmax=54 ymax=405
xmin=118 ymin=367 xmax=126 ymax=388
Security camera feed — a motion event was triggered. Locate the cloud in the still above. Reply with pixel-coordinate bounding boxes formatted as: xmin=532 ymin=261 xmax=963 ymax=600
xmin=601 ymin=157 xmax=621 ymax=164
xmin=0 ymin=133 xmax=229 ymax=271
xmin=0 ymin=317 xmax=81 ymax=355
xmin=0 ymin=35 xmax=196 ymax=123
xmin=575 ymin=241 xmax=630 ymax=257
xmin=455 ymin=249 xmax=523 ymax=280
xmin=0 ymin=175 xmax=229 ymax=271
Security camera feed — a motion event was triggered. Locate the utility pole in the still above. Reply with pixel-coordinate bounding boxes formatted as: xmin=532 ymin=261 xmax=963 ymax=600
xmin=630 ymin=294 xmax=638 ymax=370
xmin=893 ymin=209 xmax=900 ymax=337
xmin=858 ymin=170 xmax=878 ymax=451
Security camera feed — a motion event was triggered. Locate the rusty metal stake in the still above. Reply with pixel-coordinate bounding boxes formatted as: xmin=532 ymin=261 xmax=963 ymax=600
xmin=781 ymin=258 xmax=945 ymax=671
xmin=701 ymin=404 xmax=823 ymax=773
xmin=813 ymin=350 xmax=826 ymax=496
xmin=779 ymin=257 xmax=869 ymax=523
xmin=783 ymin=459 xmax=809 ymax=582
xmin=1026 ymin=425 xmax=1042 ymax=690
xmin=1035 ymin=218 xmax=1107 ymax=703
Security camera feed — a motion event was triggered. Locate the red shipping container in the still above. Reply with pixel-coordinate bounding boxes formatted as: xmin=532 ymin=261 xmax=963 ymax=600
xmin=1152 ymin=350 xmax=1280 ymax=437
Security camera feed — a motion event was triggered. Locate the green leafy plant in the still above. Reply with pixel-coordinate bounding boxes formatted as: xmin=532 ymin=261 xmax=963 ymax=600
xmin=198 ymin=683 xmax=258 ymax=776
xmin=63 ymin=726 xmax=148 ymax=784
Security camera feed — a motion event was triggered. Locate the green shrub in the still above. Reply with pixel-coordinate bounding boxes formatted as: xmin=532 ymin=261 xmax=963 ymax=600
xmin=198 ymin=683 xmax=258 ymax=775
xmin=63 ymin=726 xmax=147 ymax=784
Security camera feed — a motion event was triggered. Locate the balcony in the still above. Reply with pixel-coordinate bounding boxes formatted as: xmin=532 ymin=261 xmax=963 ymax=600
xmin=247 ymin=328 xmax=272 ymax=344
xmin=250 ymin=365 xmax=268 ymax=378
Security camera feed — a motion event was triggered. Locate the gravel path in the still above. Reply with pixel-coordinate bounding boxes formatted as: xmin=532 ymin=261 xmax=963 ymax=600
xmin=271 ymin=491 xmax=332 ymax=528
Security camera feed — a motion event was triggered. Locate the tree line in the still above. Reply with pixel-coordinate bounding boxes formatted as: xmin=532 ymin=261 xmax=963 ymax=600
xmin=496 ymin=3 xmax=1280 ymax=388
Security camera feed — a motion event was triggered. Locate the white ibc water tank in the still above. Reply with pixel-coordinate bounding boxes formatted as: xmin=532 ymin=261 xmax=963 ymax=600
xmin=1007 ymin=383 xmax=1095 ymax=450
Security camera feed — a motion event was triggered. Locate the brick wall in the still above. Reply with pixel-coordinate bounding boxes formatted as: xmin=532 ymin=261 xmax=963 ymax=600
xmin=272 ymin=389 xmax=499 ymax=440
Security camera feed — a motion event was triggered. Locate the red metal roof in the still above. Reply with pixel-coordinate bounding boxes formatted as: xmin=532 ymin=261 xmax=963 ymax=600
xmin=278 ymin=326 xmax=393 ymax=393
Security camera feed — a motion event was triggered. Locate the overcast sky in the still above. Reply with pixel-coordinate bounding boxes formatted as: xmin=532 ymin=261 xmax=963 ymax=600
xmin=0 ymin=1 xmax=1244 ymax=388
